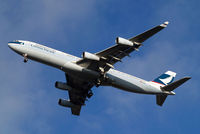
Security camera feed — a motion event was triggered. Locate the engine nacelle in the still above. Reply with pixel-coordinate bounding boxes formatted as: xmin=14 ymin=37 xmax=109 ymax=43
xmin=55 ymin=81 xmax=72 ymax=91
xmin=116 ymin=37 xmax=133 ymax=46
xmin=82 ymin=52 xmax=100 ymax=61
xmin=58 ymin=99 xmax=76 ymax=108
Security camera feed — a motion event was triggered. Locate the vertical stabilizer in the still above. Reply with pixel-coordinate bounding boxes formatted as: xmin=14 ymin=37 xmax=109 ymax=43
xmin=152 ymin=71 xmax=176 ymax=86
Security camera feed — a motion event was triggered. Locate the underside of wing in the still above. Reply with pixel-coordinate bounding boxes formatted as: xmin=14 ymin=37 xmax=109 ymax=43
xmin=129 ymin=21 xmax=169 ymax=43
xmin=66 ymin=74 xmax=94 ymax=116
xmin=77 ymin=21 xmax=169 ymax=73
xmin=96 ymin=21 xmax=169 ymax=60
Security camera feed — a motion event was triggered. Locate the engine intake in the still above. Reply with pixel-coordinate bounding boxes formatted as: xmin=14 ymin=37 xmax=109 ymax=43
xmin=82 ymin=52 xmax=100 ymax=61
xmin=116 ymin=37 xmax=133 ymax=46
xmin=55 ymin=81 xmax=72 ymax=91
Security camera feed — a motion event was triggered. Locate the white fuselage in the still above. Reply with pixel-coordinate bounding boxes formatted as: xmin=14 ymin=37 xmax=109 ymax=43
xmin=8 ymin=40 xmax=163 ymax=95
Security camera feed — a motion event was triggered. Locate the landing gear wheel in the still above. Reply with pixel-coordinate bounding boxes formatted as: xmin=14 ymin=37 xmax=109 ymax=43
xmin=24 ymin=58 xmax=28 ymax=63
xmin=23 ymin=54 xmax=28 ymax=63
xmin=95 ymin=79 xmax=101 ymax=87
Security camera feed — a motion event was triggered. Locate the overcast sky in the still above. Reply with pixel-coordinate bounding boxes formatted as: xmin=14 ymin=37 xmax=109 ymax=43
xmin=0 ymin=0 xmax=200 ymax=134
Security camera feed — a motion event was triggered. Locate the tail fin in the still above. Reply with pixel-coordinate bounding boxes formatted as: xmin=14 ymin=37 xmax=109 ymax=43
xmin=154 ymin=71 xmax=191 ymax=106
xmin=153 ymin=71 xmax=176 ymax=86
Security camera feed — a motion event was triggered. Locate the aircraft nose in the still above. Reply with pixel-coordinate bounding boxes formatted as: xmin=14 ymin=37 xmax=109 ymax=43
xmin=8 ymin=41 xmax=25 ymax=55
xmin=8 ymin=42 xmax=15 ymax=49
xmin=8 ymin=41 xmax=19 ymax=51
xmin=8 ymin=43 xmax=11 ymax=47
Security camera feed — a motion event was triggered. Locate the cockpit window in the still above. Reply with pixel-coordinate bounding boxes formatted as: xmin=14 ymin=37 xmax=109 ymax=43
xmin=8 ymin=41 xmax=24 ymax=45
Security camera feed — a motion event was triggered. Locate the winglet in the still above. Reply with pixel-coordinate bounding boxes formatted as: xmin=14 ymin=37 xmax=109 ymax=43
xmin=160 ymin=21 xmax=169 ymax=27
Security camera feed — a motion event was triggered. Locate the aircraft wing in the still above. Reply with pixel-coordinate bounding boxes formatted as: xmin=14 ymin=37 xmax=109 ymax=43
xmin=65 ymin=73 xmax=94 ymax=115
xmin=77 ymin=21 xmax=169 ymax=73
xmin=129 ymin=21 xmax=169 ymax=43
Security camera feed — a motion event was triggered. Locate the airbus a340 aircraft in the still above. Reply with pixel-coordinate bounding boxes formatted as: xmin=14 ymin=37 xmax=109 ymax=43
xmin=8 ymin=21 xmax=191 ymax=116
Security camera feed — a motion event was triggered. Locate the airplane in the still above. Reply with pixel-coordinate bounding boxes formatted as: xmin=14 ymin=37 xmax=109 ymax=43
xmin=8 ymin=21 xmax=191 ymax=116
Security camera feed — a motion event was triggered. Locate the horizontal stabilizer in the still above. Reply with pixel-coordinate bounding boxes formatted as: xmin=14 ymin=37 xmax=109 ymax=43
xmin=71 ymin=106 xmax=81 ymax=116
xmin=161 ymin=77 xmax=191 ymax=91
xmin=156 ymin=94 xmax=168 ymax=106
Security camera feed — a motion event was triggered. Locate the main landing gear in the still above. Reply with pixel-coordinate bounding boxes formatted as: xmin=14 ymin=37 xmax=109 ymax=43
xmin=23 ymin=54 xmax=28 ymax=63
xmin=95 ymin=72 xmax=109 ymax=87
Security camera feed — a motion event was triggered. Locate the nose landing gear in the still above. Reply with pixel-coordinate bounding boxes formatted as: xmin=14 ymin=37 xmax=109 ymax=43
xmin=23 ymin=54 xmax=28 ymax=63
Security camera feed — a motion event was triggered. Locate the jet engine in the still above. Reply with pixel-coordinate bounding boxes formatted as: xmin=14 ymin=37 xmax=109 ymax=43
xmin=82 ymin=52 xmax=100 ymax=61
xmin=58 ymin=99 xmax=76 ymax=108
xmin=55 ymin=81 xmax=72 ymax=91
xmin=116 ymin=37 xmax=133 ymax=46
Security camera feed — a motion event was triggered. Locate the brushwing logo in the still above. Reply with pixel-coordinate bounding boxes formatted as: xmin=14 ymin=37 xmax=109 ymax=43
xmin=159 ymin=75 xmax=174 ymax=85
xmin=153 ymin=73 xmax=175 ymax=85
